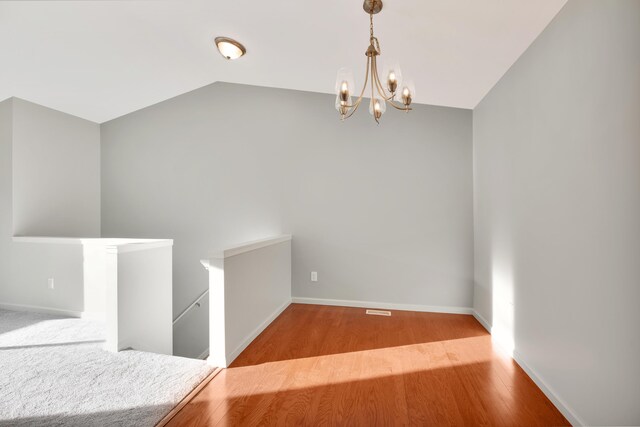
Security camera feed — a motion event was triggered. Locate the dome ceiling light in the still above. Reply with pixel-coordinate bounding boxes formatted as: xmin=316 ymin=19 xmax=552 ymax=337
xmin=335 ymin=0 xmax=415 ymax=124
xmin=214 ymin=37 xmax=246 ymax=60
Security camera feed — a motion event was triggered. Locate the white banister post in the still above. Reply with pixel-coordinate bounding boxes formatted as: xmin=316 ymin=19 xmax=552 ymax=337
xmin=206 ymin=258 xmax=228 ymax=367
xmin=104 ymin=246 xmax=119 ymax=352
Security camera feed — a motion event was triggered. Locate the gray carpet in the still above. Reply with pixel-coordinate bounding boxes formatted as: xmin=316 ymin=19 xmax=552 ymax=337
xmin=0 ymin=309 xmax=214 ymax=427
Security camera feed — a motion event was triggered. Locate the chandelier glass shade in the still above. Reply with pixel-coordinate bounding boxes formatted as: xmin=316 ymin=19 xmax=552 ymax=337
xmin=335 ymin=0 xmax=415 ymax=123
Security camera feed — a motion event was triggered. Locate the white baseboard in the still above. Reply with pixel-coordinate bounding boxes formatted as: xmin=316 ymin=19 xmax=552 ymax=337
xmin=0 ymin=302 xmax=83 ymax=318
xmin=224 ymin=299 xmax=291 ymax=366
xmin=472 ymin=309 xmax=492 ymax=333
xmin=512 ymin=350 xmax=584 ymax=426
xmin=291 ymin=297 xmax=473 ymax=315
xmin=471 ymin=310 xmax=582 ymax=426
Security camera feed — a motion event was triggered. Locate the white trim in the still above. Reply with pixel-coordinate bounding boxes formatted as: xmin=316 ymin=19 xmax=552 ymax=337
xmin=208 ymin=235 xmax=292 ymax=259
xmin=12 ymin=236 xmax=86 ymax=245
xmin=512 ymin=350 xmax=584 ymax=426
xmin=470 ymin=309 xmax=583 ymax=426
xmin=113 ymin=240 xmax=173 ymax=253
xmin=291 ymin=297 xmax=473 ymax=315
xmin=224 ymin=299 xmax=291 ymax=366
xmin=472 ymin=309 xmax=492 ymax=333
xmin=0 ymin=302 xmax=83 ymax=318
xmin=197 ymin=348 xmax=210 ymax=360
xmin=12 ymin=236 xmax=173 ymax=253
xmin=80 ymin=311 xmax=106 ymax=321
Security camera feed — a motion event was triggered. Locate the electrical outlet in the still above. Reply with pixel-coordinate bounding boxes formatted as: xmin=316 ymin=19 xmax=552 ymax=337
xmin=47 ymin=278 xmax=55 ymax=290
xmin=311 ymin=271 xmax=318 ymax=282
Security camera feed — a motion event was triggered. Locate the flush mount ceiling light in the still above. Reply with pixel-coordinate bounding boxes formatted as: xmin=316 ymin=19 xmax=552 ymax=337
xmin=335 ymin=0 xmax=415 ymax=124
xmin=214 ymin=37 xmax=246 ymax=60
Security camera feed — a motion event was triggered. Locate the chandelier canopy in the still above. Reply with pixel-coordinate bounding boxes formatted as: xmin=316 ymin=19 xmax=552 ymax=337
xmin=335 ymin=0 xmax=415 ymax=124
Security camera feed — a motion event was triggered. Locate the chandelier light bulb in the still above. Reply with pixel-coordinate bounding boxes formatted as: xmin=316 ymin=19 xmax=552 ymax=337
xmin=402 ymin=87 xmax=411 ymax=103
xmin=335 ymin=95 xmax=349 ymax=118
xmin=369 ymin=97 xmax=386 ymax=123
xmin=387 ymin=71 xmax=398 ymax=94
xmin=339 ymin=81 xmax=350 ymax=103
xmin=401 ymin=80 xmax=415 ymax=108
xmin=374 ymin=100 xmax=382 ymax=115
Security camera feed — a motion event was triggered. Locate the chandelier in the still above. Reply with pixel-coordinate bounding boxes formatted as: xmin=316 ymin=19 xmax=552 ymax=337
xmin=335 ymin=0 xmax=415 ymax=124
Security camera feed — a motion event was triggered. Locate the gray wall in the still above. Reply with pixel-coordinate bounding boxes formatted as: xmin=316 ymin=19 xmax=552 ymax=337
xmin=12 ymin=98 xmax=101 ymax=237
xmin=473 ymin=1 xmax=640 ymax=425
xmin=0 ymin=100 xmax=12 ymax=292
xmin=0 ymin=98 xmax=100 ymax=312
xmin=100 ymin=82 xmax=474 ymax=357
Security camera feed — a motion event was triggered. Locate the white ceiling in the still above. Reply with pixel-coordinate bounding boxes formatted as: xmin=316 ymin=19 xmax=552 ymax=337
xmin=0 ymin=0 xmax=567 ymax=123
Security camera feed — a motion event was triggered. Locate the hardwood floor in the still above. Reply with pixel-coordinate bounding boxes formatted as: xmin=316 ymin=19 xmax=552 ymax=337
xmin=166 ymin=304 xmax=569 ymax=426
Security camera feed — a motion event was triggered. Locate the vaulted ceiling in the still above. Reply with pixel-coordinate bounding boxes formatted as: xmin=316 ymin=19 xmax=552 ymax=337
xmin=0 ymin=0 xmax=567 ymax=123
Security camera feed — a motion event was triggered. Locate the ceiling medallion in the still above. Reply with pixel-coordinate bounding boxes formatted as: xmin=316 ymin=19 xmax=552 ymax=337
xmin=335 ymin=0 xmax=415 ymax=124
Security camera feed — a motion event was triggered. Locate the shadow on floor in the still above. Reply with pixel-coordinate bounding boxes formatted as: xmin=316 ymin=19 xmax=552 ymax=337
xmin=168 ymin=361 xmax=570 ymax=427
xmin=0 ymin=404 xmax=174 ymax=427
xmin=231 ymin=303 xmax=489 ymax=367
xmin=0 ymin=340 xmax=106 ymax=351
xmin=0 ymin=309 xmax=57 ymax=336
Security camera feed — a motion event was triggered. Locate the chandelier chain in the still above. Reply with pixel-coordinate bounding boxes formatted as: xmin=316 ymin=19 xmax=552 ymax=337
xmin=369 ymin=2 xmax=380 ymax=55
xmin=370 ymin=8 xmax=374 ymax=41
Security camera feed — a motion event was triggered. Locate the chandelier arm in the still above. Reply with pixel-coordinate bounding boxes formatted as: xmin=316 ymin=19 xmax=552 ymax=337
xmin=376 ymin=74 xmax=411 ymax=110
xmin=372 ymin=59 xmax=412 ymax=111
xmin=372 ymin=56 xmax=399 ymax=106
xmin=388 ymin=102 xmax=413 ymax=111
xmin=375 ymin=65 xmax=411 ymax=111
xmin=342 ymin=56 xmax=372 ymax=119
xmin=339 ymin=60 xmax=371 ymax=110
xmin=371 ymin=56 xmax=379 ymax=124
xmin=372 ymin=56 xmax=393 ymax=101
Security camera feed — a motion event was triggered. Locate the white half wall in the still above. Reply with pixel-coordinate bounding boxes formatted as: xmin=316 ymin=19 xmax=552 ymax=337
xmin=204 ymin=236 xmax=292 ymax=367
xmin=473 ymin=1 xmax=640 ymax=425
